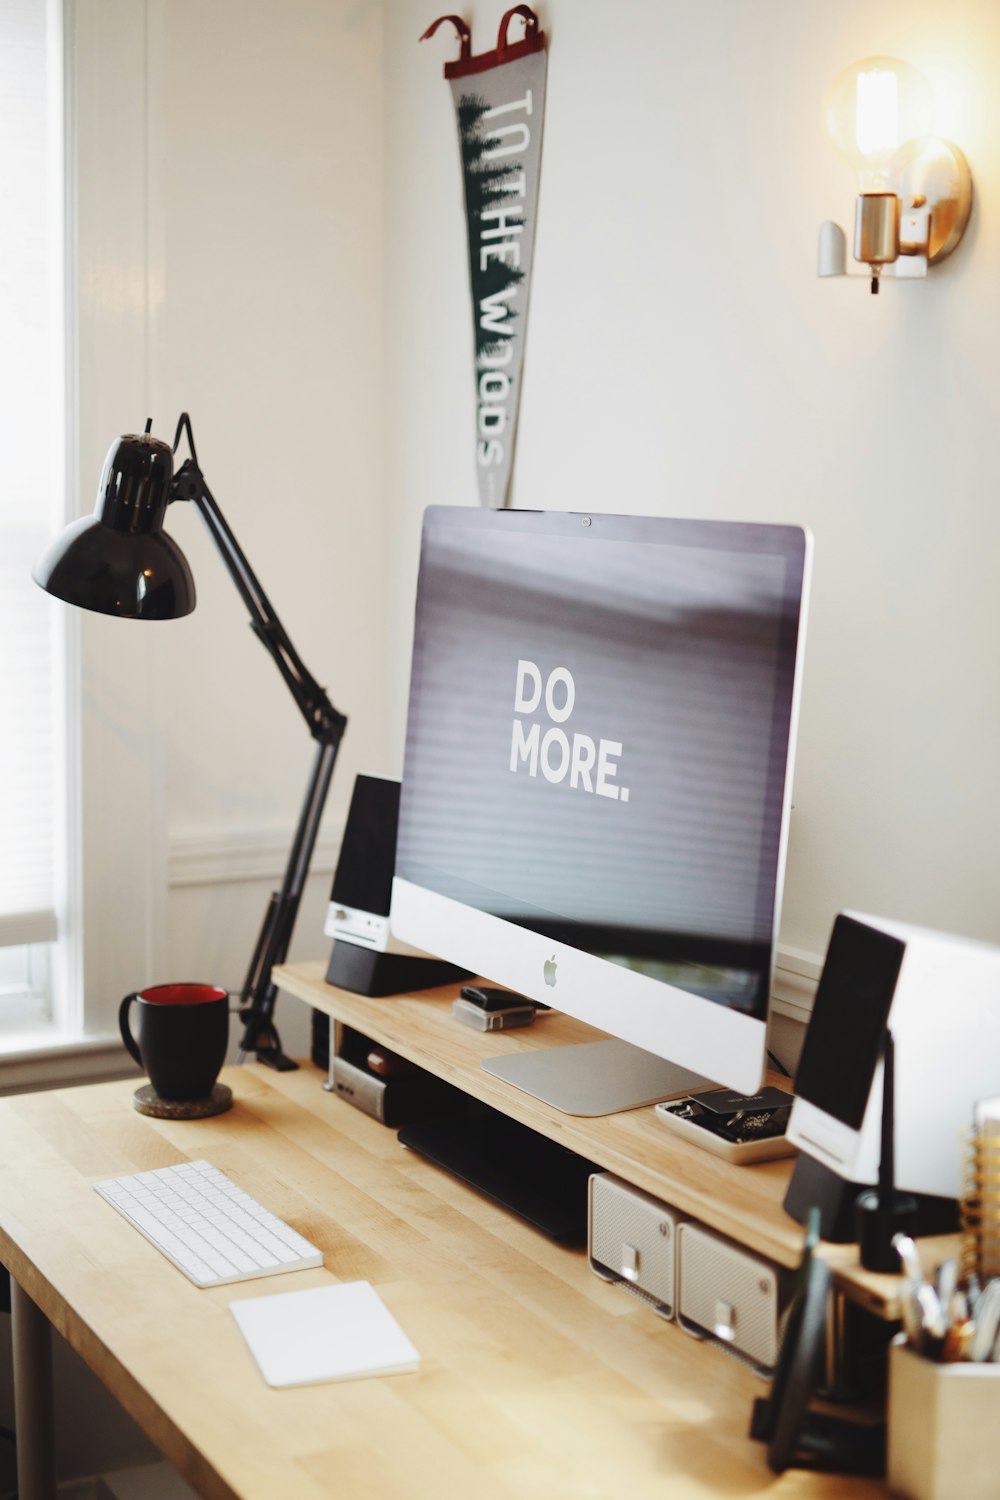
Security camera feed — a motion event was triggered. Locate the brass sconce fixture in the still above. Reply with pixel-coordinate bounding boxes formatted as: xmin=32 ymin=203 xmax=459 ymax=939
xmin=818 ymin=56 xmax=972 ymax=293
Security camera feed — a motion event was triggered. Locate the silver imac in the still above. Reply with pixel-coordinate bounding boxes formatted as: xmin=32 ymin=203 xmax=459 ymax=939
xmin=391 ymin=507 xmax=811 ymax=1115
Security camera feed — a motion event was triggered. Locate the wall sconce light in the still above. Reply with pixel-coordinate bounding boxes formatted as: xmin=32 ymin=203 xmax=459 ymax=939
xmin=818 ymin=56 xmax=972 ymax=293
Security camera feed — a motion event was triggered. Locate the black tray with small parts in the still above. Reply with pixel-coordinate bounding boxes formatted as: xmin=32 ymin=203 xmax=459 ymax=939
xmin=655 ymin=1085 xmax=797 ymax=1163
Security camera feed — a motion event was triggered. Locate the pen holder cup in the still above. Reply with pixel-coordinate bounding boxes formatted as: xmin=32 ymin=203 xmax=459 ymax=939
xmin=887 ymin=1334 xmax=1000 ymax=1500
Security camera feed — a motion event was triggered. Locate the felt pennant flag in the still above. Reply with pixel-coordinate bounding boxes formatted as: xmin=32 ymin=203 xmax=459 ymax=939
xmin=422 ymin=7 xmax=548 ymax=508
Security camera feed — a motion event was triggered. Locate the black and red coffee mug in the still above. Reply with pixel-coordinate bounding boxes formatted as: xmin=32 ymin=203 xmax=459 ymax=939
xmin=119 ymin=983 xmax=229 ymax=1102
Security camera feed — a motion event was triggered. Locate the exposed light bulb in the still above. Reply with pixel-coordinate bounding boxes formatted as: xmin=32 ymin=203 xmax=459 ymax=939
xmin=825 ymin=56 xmax=931 ymax=192
xmin=856 ymin=67 xmax=898 ymax=165
xmin=818 ymin=55 xmax=973 ymax=290
xmin=824 ymin=56 xmax=932 ymax=291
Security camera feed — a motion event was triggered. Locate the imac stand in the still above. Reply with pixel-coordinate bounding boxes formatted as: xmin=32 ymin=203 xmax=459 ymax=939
xmin=481 ymin=1039 xmax=712 ymax=1117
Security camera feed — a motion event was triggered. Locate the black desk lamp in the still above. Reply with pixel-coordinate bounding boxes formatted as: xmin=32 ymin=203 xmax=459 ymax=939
xmin=33 ymin=414 xmax=347 ymax=1072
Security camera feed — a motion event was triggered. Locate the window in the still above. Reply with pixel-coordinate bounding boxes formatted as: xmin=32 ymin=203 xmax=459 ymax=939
xmin=0 ymin=0 xmax=75 ymax=1041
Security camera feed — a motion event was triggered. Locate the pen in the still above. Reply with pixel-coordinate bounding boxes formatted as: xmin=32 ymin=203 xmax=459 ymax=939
xmin=892 ymin=1234 xmax=949 ymax=1356
xmin=892 ymin=1233 xmax=924 ymax=1285
xmin=935 ymin=1256 xmax=958 ymax=1311
xmin=942 ymin=1288 xmax=975 ymax=1362
xmin=969 ymin=1280 xmax=1000 ymax=1363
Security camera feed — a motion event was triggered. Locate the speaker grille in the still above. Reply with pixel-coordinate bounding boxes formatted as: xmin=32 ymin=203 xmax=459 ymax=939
xmin=588 ymin=1174 xmax=680 ymax=1318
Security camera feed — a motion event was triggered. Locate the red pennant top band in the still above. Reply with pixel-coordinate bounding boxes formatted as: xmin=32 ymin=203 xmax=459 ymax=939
xmin=418 ymin=14 xmax=471 ymax=59
xmin=420 ymin=7 xmax=546 ymax=79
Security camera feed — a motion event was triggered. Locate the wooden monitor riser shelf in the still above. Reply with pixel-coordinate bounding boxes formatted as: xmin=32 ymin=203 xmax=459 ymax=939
xmin=274 ymin=960 xmax=959 ymax=1319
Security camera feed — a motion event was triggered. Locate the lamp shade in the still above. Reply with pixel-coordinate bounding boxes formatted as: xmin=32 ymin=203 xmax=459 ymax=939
xmin=33 ymin=432 xmax=196 ymax=620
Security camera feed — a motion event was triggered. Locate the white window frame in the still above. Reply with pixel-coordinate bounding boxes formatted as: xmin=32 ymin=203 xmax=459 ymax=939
xmin=0 ymin=0 xmax=78 ymax=1058
xmin=1 ymin=0 xmax=168 ymax=1092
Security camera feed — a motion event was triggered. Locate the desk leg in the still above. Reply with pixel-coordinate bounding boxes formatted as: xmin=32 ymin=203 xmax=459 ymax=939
xmin=10 ymin=1279 xmax=56 ymax=1500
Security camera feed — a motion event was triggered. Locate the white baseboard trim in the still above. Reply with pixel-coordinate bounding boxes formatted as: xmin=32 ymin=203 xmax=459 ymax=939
xmin=167 ymin=825 xmax=343 ymax=888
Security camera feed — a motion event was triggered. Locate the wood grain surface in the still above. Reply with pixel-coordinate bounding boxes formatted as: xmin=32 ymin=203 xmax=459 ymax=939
xmin=274 ymin=961 xmax=960 ymax=1318
xmin=0 ymin=1051 xmax=897 ymax=1499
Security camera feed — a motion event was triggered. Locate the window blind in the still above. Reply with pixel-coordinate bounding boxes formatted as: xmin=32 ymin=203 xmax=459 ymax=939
xmin=0 ymin=0 xmax=63 ymax=950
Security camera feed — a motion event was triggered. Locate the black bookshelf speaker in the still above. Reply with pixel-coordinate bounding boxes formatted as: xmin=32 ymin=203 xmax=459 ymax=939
xmin=323 ymin=775 xmax=470 ymax=997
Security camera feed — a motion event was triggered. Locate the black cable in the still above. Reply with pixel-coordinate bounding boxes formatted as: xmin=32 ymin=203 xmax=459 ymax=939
xmin=767 ymin=1048 xmax=792 ymax=1078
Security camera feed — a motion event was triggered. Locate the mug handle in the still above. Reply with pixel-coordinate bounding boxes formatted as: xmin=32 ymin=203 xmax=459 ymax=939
xmin=119 ymin=992 xmax=143 ymax=1067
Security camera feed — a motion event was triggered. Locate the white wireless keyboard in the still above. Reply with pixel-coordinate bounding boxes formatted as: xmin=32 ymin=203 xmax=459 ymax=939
xmin=94 ymin=1159 xmax=324 ymax=1288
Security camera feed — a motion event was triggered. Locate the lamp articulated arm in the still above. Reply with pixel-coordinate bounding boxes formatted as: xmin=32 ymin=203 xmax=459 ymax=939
xmin=169 ymin=414 xmax=347 ymax=1070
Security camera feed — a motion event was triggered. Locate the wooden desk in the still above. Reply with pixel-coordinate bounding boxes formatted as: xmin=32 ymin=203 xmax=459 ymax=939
xmin=1 ymin=1058 xmax=891 ymax=1500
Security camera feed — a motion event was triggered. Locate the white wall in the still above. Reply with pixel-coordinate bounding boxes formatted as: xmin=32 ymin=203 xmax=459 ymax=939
xmin=74 ymin=0 xmax=387 ymax=1056
xmin=73 ymin=0 xmax=1000 ymax=1055
xmin=382 ymin=0 xmax=1000 ymax=974
xmin=154 ymin=0 xmax=388 ymax=1055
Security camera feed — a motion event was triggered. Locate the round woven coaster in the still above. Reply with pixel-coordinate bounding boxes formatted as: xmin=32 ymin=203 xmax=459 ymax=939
xmin=132 ymin=1083 xmax=233 ymax=1119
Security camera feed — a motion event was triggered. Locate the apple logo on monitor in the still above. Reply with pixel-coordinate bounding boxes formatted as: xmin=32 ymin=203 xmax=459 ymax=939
xmin=543 ymin=955 xmax=558 ymax=987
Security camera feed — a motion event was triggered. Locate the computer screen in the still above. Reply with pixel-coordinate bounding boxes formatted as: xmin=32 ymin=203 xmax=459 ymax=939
xmin=392 ymin=507 xmax=810 ymax=1108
